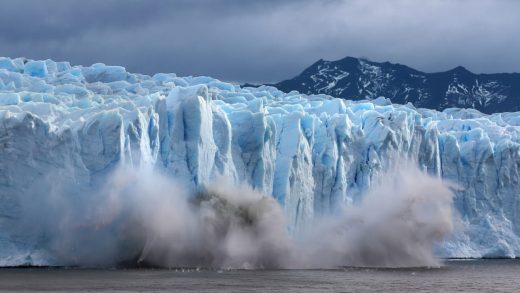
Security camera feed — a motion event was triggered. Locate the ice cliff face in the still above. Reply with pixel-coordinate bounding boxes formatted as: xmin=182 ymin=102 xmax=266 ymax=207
xmin=1 ymin=57 xmax=520 ymax=265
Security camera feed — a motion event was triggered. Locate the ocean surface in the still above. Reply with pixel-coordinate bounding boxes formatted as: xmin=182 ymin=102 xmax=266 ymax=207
xmin=0 ymin=260 xmax=519 ymax=292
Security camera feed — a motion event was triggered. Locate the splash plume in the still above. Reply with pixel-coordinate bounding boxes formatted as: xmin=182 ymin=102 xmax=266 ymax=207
xmin=20 ymin=164 xmax=455 ymax=269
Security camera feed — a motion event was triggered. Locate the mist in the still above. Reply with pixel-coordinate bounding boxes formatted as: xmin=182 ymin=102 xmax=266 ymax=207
xmin=299 ymin=165 xmax=455 ymax=268
xmin=19 ymin=164 xmax=456 ymax=269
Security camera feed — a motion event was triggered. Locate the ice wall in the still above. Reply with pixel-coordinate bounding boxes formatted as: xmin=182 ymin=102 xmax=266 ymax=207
xmin=1 ymin=57 xmax=520 ymax=265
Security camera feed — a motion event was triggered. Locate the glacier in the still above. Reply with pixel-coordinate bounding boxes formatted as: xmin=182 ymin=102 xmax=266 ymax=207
xmin=1 ymin=57 xmax=520 ymax=266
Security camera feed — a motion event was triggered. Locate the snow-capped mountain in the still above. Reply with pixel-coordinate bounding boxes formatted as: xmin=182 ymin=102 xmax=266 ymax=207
xmin=274 ymin=57 xmax=520 ymax=114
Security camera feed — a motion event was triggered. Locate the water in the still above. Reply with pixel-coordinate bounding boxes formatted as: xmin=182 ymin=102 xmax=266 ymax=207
xmin=0 ymin=260 xmax=519 ymax=292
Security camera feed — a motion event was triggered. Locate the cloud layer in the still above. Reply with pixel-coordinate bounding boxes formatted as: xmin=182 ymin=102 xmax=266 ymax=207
xmin=0 ymin=0 xmax=519 ymax=82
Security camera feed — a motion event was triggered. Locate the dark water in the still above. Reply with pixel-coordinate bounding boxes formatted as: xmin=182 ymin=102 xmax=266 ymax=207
xmin=0 ymin=260 xmax=519 ymax=292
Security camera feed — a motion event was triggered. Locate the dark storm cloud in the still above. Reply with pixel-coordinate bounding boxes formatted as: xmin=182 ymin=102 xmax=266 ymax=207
xmin=0 ymin=0 xmax=519 ymax=82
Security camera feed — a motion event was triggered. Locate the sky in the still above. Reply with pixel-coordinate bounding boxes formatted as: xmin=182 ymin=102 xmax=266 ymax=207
xmin=0 ymin=0 xmax=519 ymax=83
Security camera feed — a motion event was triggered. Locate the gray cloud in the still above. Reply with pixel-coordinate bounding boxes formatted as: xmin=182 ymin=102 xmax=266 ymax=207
xmin=0 ymin=0 xmax=519 ymax=82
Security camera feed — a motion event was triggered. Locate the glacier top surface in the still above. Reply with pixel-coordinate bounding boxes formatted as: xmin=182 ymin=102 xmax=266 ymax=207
xmin=0 ymin=57 xmax=519 ymax=146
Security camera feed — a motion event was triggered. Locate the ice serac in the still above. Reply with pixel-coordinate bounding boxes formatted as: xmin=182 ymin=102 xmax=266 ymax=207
xmin=1 ymin=57 xmax=520 ymax=265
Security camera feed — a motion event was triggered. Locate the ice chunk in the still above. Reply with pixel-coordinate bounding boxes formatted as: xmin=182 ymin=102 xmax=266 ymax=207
xmin=0 ymin=93 xmax=21 ymax=105
xmin=81 ymin=63 xmax=127 ymax=83
xmin=24 ymin=60 xmax=48 ymax=77
xmin=0 ymin=57 xmax=19 ymax=72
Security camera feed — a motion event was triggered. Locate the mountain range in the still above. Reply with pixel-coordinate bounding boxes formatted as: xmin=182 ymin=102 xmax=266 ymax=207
xmin=272 ymin=57 xmax=520 ymax=114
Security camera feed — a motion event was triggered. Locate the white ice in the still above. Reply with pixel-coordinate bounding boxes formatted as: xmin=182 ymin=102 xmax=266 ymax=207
xmin=1 ymin=58 xmax=520 ymax=266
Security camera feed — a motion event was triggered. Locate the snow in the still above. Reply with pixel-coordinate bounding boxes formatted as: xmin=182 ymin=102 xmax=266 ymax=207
xmin=1 ymin=58 xmax=520 ymax=265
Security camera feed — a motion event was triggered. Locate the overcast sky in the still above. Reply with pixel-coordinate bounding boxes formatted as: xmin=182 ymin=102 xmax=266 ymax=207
xmin=0 ymin=0 xmax=519 ymax=82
